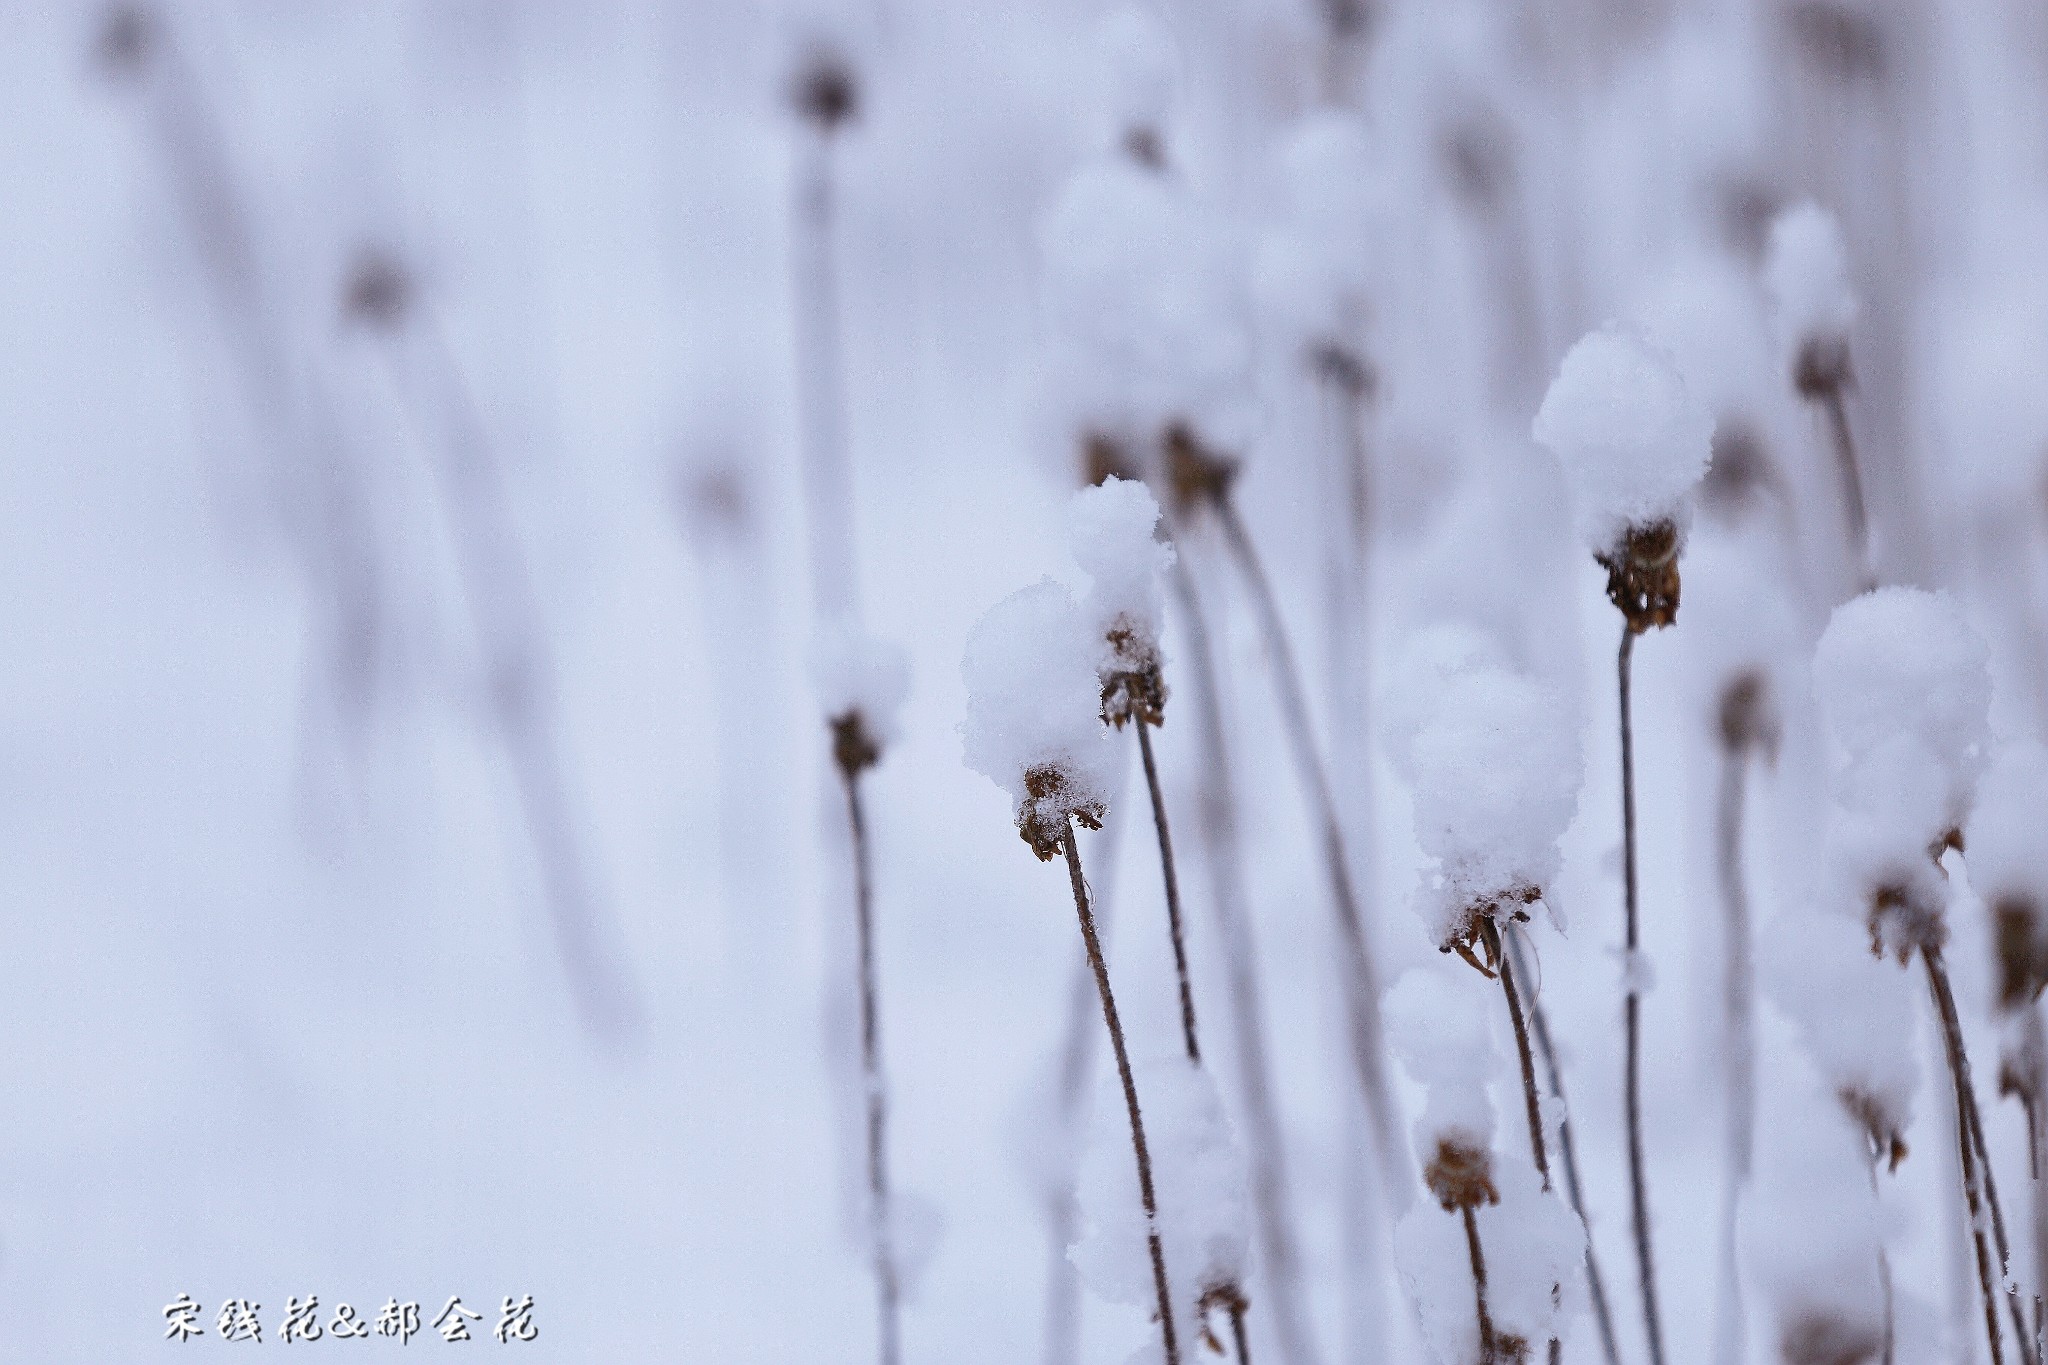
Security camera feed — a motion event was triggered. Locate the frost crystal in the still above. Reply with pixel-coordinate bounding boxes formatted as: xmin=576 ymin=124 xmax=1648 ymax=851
xmin=1533 ymin=322 xmax=1714 ymax=559
xmin=961 ymin=580 xmax=1119 ymax=858
xmin=1069 ymin=476 xmax=1175 ymax=725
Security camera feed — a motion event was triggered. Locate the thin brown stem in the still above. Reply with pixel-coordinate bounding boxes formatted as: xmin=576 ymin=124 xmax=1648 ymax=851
xmin=1136 ymin=713 xmax=1201 ymax=1063
xmin=1464 ymin=1204 xmax=1498 ymax=1362
xmin=1064 ymin=827 xmax=1181 ymax=1365
xmin=2025 ymin=1006 xmax=2048 ymax=1364
xmin=1619 ymin=626 xmax=1665 ymax=1365
xmin=1818 ymin=385 xmax=1874 ymax=591
xmin=1166 ymin=554 xmax=1321 ymax=1365
xmin=1507 ymin=927 xmax=1622 ymax=1365
xmin=1715 ymin=744 xmax=1755 ymax=1365
xmin=1231 ymin=1302 xmax=1253 ymax=1365
xmin=1214 ymin=497 xmax=1404 ymax=1196
xmin=1862 ymin=1149 xmax=1896 ymax=1365
xmin=1493 ymin=924 xmax=1550 ymax=1190
xmin=842 ymin=767 xmax=900 ymax=1365
xmin=1926 ymin=944 xmax=2008 ymax=1365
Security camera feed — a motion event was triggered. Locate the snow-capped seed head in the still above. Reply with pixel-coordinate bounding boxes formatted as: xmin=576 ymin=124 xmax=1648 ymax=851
xmin=1532 ymin=322 xmax=1714 ymax=575
xmin=1764 ymin=202 xmax=1857 ymax=395
xmin=1380 ymin=624 xmax=1510 ymax=785
xmin=1814 ymin=587 xmax=1991 ymax=834
xmin=1396 ymin=656 xmax=1581 ymax=960
xmin=961 ymin=580 xmax=1119 ymax=859
xmin=1386 ymin=964 xmax=1497 ymax=1198
xmin=1969 ymin=742 xmax=2048 ymax=1009
xmin=810 ymin=622 xmax=910 ymax=776
xmin=1763 ymin=917 xmax=1918 ymax=1164
xmin=1069 ymin=476 xmax=1176 ymax=726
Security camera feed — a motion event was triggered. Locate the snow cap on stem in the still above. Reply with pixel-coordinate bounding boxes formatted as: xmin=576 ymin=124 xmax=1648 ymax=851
xmin=1763 ymin=202 xmax=1856 ymax=395
xmin=1069 ymin=475 xmax=1175 ymax=726
xmin=1534 ymin=323 xmax=1714 ymax=630
xmin=962 ymin=580 xmax=1119 ymax=859
xmin=1386 ymin=632 xmax=1582 ymax=960
xmin=810 ymin=621 xmax=910 ymax=775
xmin=1386 ymin=963 xmax=1498 ymax=1208
xmin=1814 ymin=587 xmax=1990 ymax=838
xmin=1072 ymin=1055 xmax=1250 ymax=1351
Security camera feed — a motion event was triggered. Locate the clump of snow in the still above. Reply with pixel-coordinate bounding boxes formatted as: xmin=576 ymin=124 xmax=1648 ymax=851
xmin=1387 ymin=636 xmax=1581 ymax=948
xmin=1762 ymin=912 xmax=1918 ymax=1151
xmin=1072 ymin=1055 xmax=1250 ymax=1348
xmin=1069 ymin=476 xmax=1175 ymax=718
xmin=961 ymin=580 xmax=1119 ymax=856
xmin=1380 ymin=624 xmax=1510 ymax=784
xmin=1394 ymin=1154 xmax=1586 ymax=1365
xmin=1813 ymin=588 xmax=1991 ymax=840
xmin=1532 ymin=322 xmax=1715 ymax=556
xmin=1253 ymin=112 xmax=1383 ymax=357
xmin=809 ymin=620 xmax=910 ymax=748
xmin=1039 ymin=157 xmax=1256 ymax=464
xmin=1764 ymin=202 xmax=1857 ymax=357
xmin=1386 ymin=964 xmax=1497 ymax=1174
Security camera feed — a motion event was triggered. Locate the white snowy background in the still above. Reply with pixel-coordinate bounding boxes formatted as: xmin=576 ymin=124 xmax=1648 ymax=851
xmin=4 ymin=0 xmax=2048 ymax=1361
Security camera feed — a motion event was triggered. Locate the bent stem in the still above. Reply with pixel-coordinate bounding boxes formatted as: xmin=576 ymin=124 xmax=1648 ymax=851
xmin=1618 ymin=626 xmax=1666 ymax=1365
xmin=1490 ymin=921 xmax=1558 ymax=1364
xmin=1214 ymin=495 xmax=1404 ymax=1195
xmin=1925 ymin=943 xmax=2015 ymax=1365
xmin=1167 ymin=553 xmax=1320 ymax=1365
xmin=840 ymin=762 xmax=900 ymax=1365
xmin=1507 ymin=928 xmax=1622 ymax=1365
xmin=1063 ymin=826 xmax=1181 ymax=1365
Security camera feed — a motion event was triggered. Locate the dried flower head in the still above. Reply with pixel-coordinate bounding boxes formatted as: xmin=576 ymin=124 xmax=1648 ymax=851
xmin=1598 ymin=518 xmax=1683 ymax=634
xmin=1867 ymin=873 xmax=1946 ymax=966
xmin=1081 ymin=432 xmax=1144 ymax=489
xmin=1019 ymin=764 xmax=1105 ymax=860
xmin=1838 ymin=1085 xmax=1909 ymax=1172
xmin=95 ymin=3 xmax=156 ymax=78
xmin=831 ymin=711 xmax=881 ymax=778
xmin=1718 ymin=670 xmax=1781 ymax=759
xmin=1163 ymin=423 xmax=1238 ymax=517
xmin=791 ymin=47 xmax=858 ymax=129
xmin=1993 ymin=896 xmax=2048 ymax=1013
xmin=1424 ymin=1133 xmax=1499 ymax=1211
xmin=1779 ymin=1308 xmax=1882 ymax=1365
xmin=343 ymin=248 xmax=412 ymax=329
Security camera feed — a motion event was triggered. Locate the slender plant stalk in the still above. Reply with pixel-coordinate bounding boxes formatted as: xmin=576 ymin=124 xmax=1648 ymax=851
xmin=1464 ymin=1205 xmax=1498 ymax=1362
xmin=1507 ymin=928 xmax=1623 ymax=1365
xmin=379 ymin=313 xmax=638 ymax=1044
xmin=1860 ymin=1149 xmax=1896 ymax=1365
xmin=1949 ymin=973 xmax=2034 ymax=1362
xmin=1490 ymin=921 xmax=1558 ymax=1364
xmin=1213 ymin=496 xmax=1404 ymax=1196
xmin=1817 ymin=386 xmax=1874 ymax=591
xmin=1063 ymin=825 xmax=1181 ymax=1365
xmin=1618 ymin=626 xmax=1666 ymax=1365
xmin=790 ymin=113 xmax=860 ymax=621
xmin=840 ymin=761 xmax=901 ymax=1365
xmin=1131 ymin=699 xmax=1253 ymax=1364
xmin=1926 ymin=943 xmax=2013 ymax=1365
xmin=1167 ymin=554 xmax=1321 ymax=1365
xmin=2025 ymin=1006 xmax=2048 ymax=1365
xmin=1135 ymin=713 xmax=1201 ymax=1063
xmin=1715 ymin=741 xmax=1756 ymax=1365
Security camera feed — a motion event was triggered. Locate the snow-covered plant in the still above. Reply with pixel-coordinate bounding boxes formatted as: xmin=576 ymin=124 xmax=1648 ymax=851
xmin=1534 ymin=322 xmax=1714 ymax=632
xmin=1073 ymin=1056 xmax=1251 ymax=1356
xmin=1813 ymin=587 xmax=1991 ymax=955
xmin=1534 ymin=321 xmax=1712 ymax=1365
xmin=1763 ymin=202 xmax=1870 ymax=583
xmin=962 ymin=580 xmax=1119 ymax=861
xmin=812 ymin=622 xmax=910 ymax=778
xmin=1070 ymin=476 xmax=1175 ymax=728
xmin=1811 ymin=587 xmax=2021 ymax=1364
xmin=1764 ymin=202 xmax=1856 ymax=401
xmin=1385 ymin=631 xmax=1581 ymax=969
